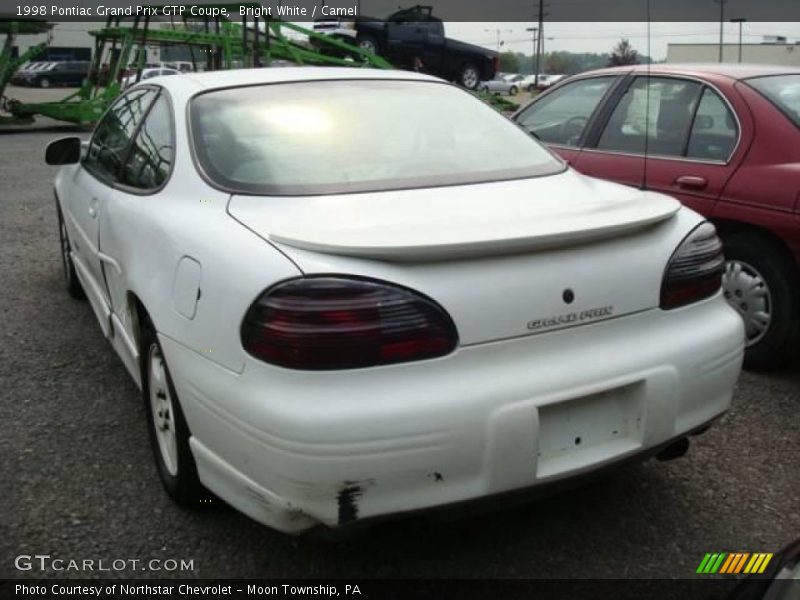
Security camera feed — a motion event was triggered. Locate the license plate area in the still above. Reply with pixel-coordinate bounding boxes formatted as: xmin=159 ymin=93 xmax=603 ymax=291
xmin=536 ymin=382 xmax=645 ymax=478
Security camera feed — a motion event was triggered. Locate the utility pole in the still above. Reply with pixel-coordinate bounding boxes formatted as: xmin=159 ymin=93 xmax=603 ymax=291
xmin=730 ymin=17 xmax=746 ymax=63
xmin=526 ymin=26 xmax=538 ymax=75
xmin=714 ymin=0 xmax=728 ymax=62
xmin=534 ymin=0 xmax=547 ymax=87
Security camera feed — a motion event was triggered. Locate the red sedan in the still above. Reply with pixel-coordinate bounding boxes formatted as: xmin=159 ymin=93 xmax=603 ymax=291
xmin=514 ymin=64 xmax=800 ymax=370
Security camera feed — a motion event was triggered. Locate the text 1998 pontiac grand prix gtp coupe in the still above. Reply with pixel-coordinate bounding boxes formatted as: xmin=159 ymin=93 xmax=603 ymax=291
xmin=46 ymin=68 xmax=744 ymax=533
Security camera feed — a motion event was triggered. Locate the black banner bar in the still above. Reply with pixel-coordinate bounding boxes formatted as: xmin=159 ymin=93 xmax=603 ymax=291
xmin=1 ymin=578 xmax=779 ymax=600
xmin=1 ymin=0 xmax=800 ymax=22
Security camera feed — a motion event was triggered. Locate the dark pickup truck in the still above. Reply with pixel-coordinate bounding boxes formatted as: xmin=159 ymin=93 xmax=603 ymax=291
xmin=313 ymin=5 xmax=498 ymax=89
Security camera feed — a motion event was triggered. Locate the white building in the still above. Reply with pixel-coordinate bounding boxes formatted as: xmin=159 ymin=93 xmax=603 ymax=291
xmin=667 ymin=41 xmax=800 ymax=67
xmin=8 ymin=22 xmax=96 ymax=61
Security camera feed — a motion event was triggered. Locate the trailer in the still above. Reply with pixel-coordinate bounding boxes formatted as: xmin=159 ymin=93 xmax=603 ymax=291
xmin=3 ymin=4 xmax=392 ymax=125
xmin=1 ymin=4 xmax=516 ymax=126
xmin=0 ymin=20 xmax=49 ymax=123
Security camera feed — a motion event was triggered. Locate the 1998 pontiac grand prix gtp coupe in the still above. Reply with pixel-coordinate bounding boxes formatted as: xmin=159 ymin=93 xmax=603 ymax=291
xmin=47 ymin=68 xmax=744 ymax=533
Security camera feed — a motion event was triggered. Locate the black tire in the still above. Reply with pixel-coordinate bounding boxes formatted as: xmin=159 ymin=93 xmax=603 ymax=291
xmin=56 ymin=202 xmax=85 ymax=300
xmin=356 ymin=35 xmax=380 ymax=55
xmin=39 ymin=77 xmax=50 ymax=88
xmin=721 ymin=233 xmax=800 ymax=371
xmin=141 ymin=318 xmax=212 ymax=505
xmin=509 ymin=86 xmax=518 ymax=96
xmin=527 ymin=84 xmax=535 ymax=93
xmin=458 ymin=63 xmax=481 ymax=90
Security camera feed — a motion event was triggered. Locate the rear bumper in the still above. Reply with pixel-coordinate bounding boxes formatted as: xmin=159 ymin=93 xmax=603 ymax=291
xmin=161 ymin=295 xmax=744 ymax=534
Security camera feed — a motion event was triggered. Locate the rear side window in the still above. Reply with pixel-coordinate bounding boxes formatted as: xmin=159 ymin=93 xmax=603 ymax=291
xmin=85 ymin=89 xmax=157 ymax=182
xmin=746 ymin=74 xmax=800 ymax=128
xmin=686 ymin=88 xmax=738 ymax=161
xmin=597 ymin=77 xmax=702 ymax=157
xmin=515 ymin=77 xmax=616 ymax=146
xmin=120 ymin=94 xmax=174 ymax=190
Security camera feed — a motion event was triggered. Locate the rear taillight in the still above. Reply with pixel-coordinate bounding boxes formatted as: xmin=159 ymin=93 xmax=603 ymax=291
xmin=241 ymin=276 xmax=458 ymax=370
xmin=661 ymin=222 xmax=725 ymax=309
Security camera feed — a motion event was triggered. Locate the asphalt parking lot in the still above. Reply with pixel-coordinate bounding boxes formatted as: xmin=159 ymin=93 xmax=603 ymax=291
xmin=1 ymin=88 xmax=798 ymax=585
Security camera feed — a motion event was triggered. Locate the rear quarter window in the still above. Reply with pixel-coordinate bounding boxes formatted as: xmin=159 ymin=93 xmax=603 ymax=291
xmin=746 ymin=74 xmax=800 ymax=128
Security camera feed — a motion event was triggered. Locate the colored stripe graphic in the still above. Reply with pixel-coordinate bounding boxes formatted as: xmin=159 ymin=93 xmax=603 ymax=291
xmin=702 ymin=552 xmax=775 ymax=575
xmin=711 ymin=553 xmax=727 ymax=573
xmin=720 ymin=554 xmax=736 ymax=574
xmin=744 ymin=554 xmax=760 ymax=574
xmin=697 ymin=554 xmax=713 ymax=573
xmin=748 ymin=553 xmax=773 ymax=574
xmin=734 ymin=553 xmax=750 ymax=574
xmin=698 ymin=553 xmax=727 ymax=573
xmin=721 ymin=553 xmax=739 ymax=574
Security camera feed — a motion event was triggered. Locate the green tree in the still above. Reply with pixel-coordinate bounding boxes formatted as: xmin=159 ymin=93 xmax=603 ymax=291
xmin=544 ymin=52 xmax=573 ymax=75
xmin=499 ymin=51 xmax=520 ymax=73
xmin=608 ymin=38 xmax=639 ymax=66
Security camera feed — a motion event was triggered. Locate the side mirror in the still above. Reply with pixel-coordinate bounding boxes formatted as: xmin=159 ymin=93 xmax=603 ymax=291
xmin=45 ymin=136 xmax=82 ymax=165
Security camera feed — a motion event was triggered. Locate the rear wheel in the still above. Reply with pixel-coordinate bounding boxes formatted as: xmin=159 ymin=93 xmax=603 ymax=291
xmin=141 ymin=319 xmax=211 ymax=505
xmin=509 ymin=85 xmax=518 ymax=96
xmin=458 ymin=64 xmax=481 ymax=90
xmin=56 ymin=204 xmax=85 ymax=300
xmin=721 ymin=233 xmax=800 ymax=371
xmin=356 ymin=35 xmax=379 ymax=55
xmin=39 ymin=77 xmax=50 ymax=88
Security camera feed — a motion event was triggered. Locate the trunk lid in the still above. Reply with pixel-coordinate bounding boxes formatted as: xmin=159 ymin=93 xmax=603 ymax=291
xmin=228 ymin=171 xmax=690 ymax=345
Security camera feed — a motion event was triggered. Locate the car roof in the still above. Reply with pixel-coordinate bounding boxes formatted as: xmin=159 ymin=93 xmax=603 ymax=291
xmin=156 ymin=66 xmax=440 ymax=96
xmin=582 ymin=63 xmax=800 ymax=81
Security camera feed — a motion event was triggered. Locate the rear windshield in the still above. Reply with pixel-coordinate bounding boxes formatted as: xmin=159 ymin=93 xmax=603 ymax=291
xmin=746 ymin=75 xmax=800 ymax=127
xmin=190 ymin=79 xmax=564 ymax=195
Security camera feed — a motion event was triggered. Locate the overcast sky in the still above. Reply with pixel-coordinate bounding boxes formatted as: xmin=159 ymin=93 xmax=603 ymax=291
xmin=443 ymin=22 xmax=800 ymax=60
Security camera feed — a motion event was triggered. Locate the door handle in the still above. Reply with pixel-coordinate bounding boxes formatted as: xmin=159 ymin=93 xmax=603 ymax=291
xmin=675 ymin=175 xmax=708 ymax=191
xmin=88 ymin=197 xmax=99 ymax=218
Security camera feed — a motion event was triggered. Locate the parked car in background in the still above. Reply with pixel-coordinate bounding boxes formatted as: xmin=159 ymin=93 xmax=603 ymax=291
xmin=13 ymin=61 xmax=90 ymax=88
xmin=479 ymin=76 xmax=520 ymax=95
xmin=46 ymin=67 xmax=742 ymax=533
xmin=11 ymin=61 xmax=55 ymax=84
xmin=520 ymin=73 xmax=566 ymax=92
xmin=164 ymin=61 xmax=196 ymax=73
xmin=540 ymin=74 xmax=566 ymax=89
xmin=312 ymin=5 xmax=497 ymax=89
xmin=121 ymin=67 xmax=181 ymax=89
xmin=513 ymin=64 xmax=800 ymax=370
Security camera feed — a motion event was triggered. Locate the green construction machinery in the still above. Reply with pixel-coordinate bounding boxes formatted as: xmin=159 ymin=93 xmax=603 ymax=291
xmin=3 ymin=4 xmax=393 ymax=125
xmin=1 ymin=4 xmax=515 ymax=126
xmin=0 ymin=20 xmax=49 ymax=123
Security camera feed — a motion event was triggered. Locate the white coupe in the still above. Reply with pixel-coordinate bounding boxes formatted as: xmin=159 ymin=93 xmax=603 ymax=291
xmin=46 ymin=67 xmax=744 ymax=534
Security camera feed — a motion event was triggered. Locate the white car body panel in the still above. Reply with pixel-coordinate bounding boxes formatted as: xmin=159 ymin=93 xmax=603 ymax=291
xmin=52 ymin=67 xmax=745 ymax=534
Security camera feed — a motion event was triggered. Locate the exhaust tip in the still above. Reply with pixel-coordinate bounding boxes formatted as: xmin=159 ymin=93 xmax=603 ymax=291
xmin=656 ymin=437 xmax=690 ymax=462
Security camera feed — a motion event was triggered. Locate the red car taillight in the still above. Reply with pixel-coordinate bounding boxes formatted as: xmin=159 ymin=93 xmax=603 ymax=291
xmin=661 ymin=222 xmax=725 ymax=309
xmin=241 ymin=277 xmax=459 ymax=370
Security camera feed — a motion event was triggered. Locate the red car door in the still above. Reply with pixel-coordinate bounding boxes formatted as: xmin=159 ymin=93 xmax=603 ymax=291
xmin=572 ymin=75 xmax=750 ymax=218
